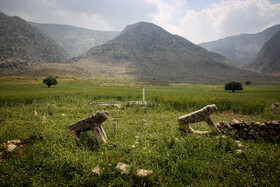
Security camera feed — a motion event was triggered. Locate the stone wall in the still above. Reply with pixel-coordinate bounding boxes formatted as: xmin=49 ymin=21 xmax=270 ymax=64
xmin=216 ymin=119 xmax=280 ymax=140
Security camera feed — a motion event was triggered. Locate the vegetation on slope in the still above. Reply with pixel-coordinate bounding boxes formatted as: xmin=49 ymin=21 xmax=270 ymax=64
xmin=246 ymin=30 xmax=280 ymax=76
xmin=0 ymin=12 xmax=69 ymax=74
xmin=199 ymin=24 xmax=280 ymax=67
xmin=77 ymin=22 xmax=274 ymax=84
xmin=30 ymin=22 xmax=119 ymax=57
xmin=0 ymin=79 xmax=279 ymax=186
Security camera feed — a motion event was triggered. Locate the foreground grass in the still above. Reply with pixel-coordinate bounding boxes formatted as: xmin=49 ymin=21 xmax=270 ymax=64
xmin=0 ymin=79 xmax=280 ymax=186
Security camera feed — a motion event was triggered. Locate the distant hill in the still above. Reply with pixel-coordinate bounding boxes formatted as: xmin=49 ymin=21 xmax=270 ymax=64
xmin=30 ymin=22 xmax=120 ymax=57
xmin=0 ymin=12 xmax=69 ymax=74
xmin=246 ymin=30 xmax=280 ymax=76
xmin=199 ymin=25 xmax=280 ymax=67
xmin=76 ymin=22 xmax=274 ymax=84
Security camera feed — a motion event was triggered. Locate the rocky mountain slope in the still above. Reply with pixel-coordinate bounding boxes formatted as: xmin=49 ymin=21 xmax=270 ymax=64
xmin=246 ymin=30 xmax=280 ymax=76
xmin=77 ymin=22 xmax=270 ymax=84
xmin=30 ymin=22 xmax=119 ymax=57
xmin=199 ymin=25 xmax=280 ymax=67
xmin=0 ymin=12 xmax=69 ymax=74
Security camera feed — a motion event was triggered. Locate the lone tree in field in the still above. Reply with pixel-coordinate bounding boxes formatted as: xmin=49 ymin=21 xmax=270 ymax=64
xmin=245 ymin=81 xmax=252 ymax=86
xmin=225 ymin=82 xmax=243 ymax=93
xmin=43 ymin=76 xmax=58 ymax=88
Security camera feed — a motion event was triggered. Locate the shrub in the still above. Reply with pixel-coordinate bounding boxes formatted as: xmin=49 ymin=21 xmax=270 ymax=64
xmin=43 ymin=76 xmax=58 ymax=88
xmin=225 ymin=82 xmax=243 ymax=93
xmin=245 ymin=81 xmax=252 ymax=86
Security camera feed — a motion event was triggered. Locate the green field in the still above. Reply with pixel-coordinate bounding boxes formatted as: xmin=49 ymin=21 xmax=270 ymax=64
xmin=0 ymin=78 xmax=280 ymax=186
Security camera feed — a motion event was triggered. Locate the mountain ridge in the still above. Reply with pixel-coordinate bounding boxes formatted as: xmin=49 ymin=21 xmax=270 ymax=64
xmin=76 ymin=22 xmax=272 ymax=84
xmin=199 ymin=24 xmax=280 ymax=67
xmin=0 ymin=12 xmax=69 ymax=74
xmin=246 ymin=30 xmax=280 ymax=76
xmin=30 ymin=22 xmax=120 ymax=57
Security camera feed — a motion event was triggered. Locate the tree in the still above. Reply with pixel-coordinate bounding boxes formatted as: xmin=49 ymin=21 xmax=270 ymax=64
xmin=245 ymin=81 xmax=252 ymax=86
xmin=225 ymin=82 xmax=243 ymax=93
xmin=43 ymin=76 xmax=58 ymax=88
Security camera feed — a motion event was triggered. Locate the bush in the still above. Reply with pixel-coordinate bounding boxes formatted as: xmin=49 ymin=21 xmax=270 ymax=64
xmin=43 ymin=76 xmax=58 ymax=88
xmin=225 ymin=82 xmax=243 ymax=93
xmin=245 ymin=81 xmax=252 ymax=86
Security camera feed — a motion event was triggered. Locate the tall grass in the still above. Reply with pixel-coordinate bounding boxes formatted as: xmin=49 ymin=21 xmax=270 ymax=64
xmin=0 ymin=79 xmax=279 ymax=186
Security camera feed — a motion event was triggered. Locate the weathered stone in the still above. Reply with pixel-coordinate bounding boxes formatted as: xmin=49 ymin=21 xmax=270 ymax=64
xmin=68 ymin=111 xmax=108 ymax=144
xmin=248 ymin=130 xmax=256 ymax=137
xmin=271 ymin=103 xmax=280 ymax=110
xmin=178 ymin=104 xmax=220 ymax=134
xmin=235 ymin=149 xmax=243 ymax=154
xmin=10 ymin=139 xmax=21 ymax=145
xmin=91 ymin=166 xmax=101 ymax=176
xmin=6 ymin=144 xmax=17 ymax=152
xmin=260 ymin=123 xmax=266 ymax=130
xmin=231 ymin=122 xmax=241 ymax=130
xmin=232 ymin=119 xmax=240 ymax=124
xmin=136 ymin=169 xmax=153 ymax=177
xmin=90 ymin=102 xmax=121 ymax=109
xmin=260 ymin=130 xmax=267 ymax=137
xmin=235 ymin=141 xmax=243 ymax=147
xmin=116 ymin=162 xmax=130 ymax=174
xmin=34 ymin=111 xmax=38 ymax=116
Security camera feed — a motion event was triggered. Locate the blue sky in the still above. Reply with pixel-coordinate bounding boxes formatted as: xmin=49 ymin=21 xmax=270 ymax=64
xmin=0 ymin=0 xmax=280 ymax=43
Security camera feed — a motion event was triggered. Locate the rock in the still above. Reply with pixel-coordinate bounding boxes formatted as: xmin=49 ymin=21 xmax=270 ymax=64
xmin=6 ymin=144 xmax=17 ymax=152
xmin=90 ymin=102 xmax=121 ymax=109
xmin=131 ymin=144 xmax=136 ymax=148
xmin=136 ymin=169 xmax=153 ymax=177
xmin=271 ymin=103 xmax=280 ymax=110
xmin=221 ymin=135 xmax=227 ymax=139
xmin=194 ymin=130 xmax=209 ymax=134
xmin=68 ymin=111 xmax=108 ymax=144
xmin=260 ymin=130 xmax=267 ymax=137
xmin=10 ymin=139 xmax=21 ymax=145
xmin=34 ymin=111 xmax=38 ymax=116
xmin=235 ymin=140 xmax=243 ymax=147
xmin=142 ymin=119 xmax=147 ymax=123
xmin=61 ymin=114 xmax=66 ymax=116
xmin=232 ymin=119 xmax=240 ymax=124
xmin=235 ymin=149 xmax=243 ymax=154
xmin=116 ymin=162 xmax=130 ymax=174
xmin=248 ymin=130 xmax=256 ymax=137
xmin=42 ymin=116 xmax=47 ymax=123
xmin=91 ymin=166 xmax=101 ymax=176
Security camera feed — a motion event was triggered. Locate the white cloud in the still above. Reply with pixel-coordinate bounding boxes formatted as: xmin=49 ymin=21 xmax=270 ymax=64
xmin=179 ymin=0 xmax=280 ymax=43
xmin=145 ymin=0 xmax=280 ymax=43
xmin=0 ymin=0 xmax=156 ymax=30
xmin=1 ymin=0 xmax=280 ymax=43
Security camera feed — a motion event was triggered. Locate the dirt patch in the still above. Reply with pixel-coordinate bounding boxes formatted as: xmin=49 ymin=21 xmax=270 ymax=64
xmin=221 ymin=111 xmax=249 ymax=122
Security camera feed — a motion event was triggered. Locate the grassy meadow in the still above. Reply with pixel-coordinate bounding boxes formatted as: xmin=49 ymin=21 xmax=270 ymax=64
xmin=0 ymin=77 xmax=280 ymax=186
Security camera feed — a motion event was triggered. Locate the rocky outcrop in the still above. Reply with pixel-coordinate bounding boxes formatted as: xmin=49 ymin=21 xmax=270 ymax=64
xmin=217 ymin=119 xmax=280 ymax=140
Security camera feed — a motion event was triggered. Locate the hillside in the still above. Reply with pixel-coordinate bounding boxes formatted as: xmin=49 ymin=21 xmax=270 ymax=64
xmin=0 ymin=12 xmax=69 ymax=74
xmin=76 ymin=22 xmax=273 ymax=84
xmin=199 ymin=25 xmax=280 ymax=67
xmin=30 ymin=22 xmax=119 ymax=57
xmin=246 ymin=31 xmax=280 ymax=76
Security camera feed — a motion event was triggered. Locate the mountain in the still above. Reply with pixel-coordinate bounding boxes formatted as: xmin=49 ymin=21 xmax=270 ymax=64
xmin=30 ymin=22 xmax=120 ymax=57
xmin=76 ymin=22 xmax=272 ymax=84
xmin=199 ymin=25 xmax=280 ymax=67
xmin=0 ymin=12 xmax=69 ymax=74
xmin=246 ymin=30 xmax=280 ymax=76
